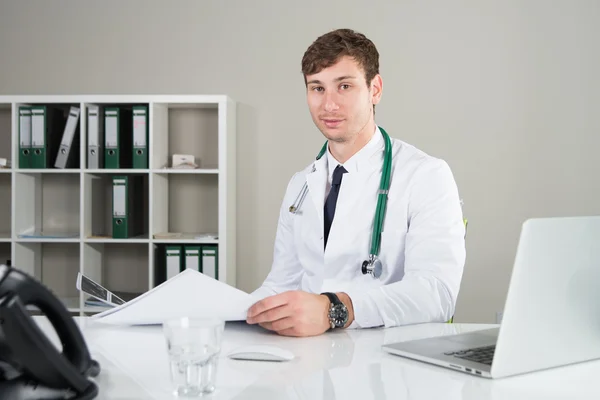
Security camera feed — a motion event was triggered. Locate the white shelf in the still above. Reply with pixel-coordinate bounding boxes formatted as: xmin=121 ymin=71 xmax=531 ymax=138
xmin=16 ymin=238 xmax=80 ymax=243
xmin=152 ymin=168 xmax=219 ymax=174
xmin=85 ymin=169 xmax=150 ymax=174
xmin=0 ymin=94 xmax=237 ymax=317
xmin=17 ymin=169 xmax=82 ymax=174
xmin=84 ymin=237 xmax=150 ymax=243
xmin=152 ymin=232 xmax=219 ymax=244
xmin=153 ymin=239 xmax=219 ymax=245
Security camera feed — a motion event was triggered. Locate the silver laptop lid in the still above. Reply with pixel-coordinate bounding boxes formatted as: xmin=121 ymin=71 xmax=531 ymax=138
xmin=492 ymin=216 xmax=600 ymax=378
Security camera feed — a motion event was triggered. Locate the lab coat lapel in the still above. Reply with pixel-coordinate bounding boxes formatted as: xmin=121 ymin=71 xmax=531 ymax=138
xmin=324 ymin=169 xmax=374 ymax=257
xmin=334 ymin=171 xmax=371 ymax=220
xmin=325 ymin=147 xmax=385 ymax=257
xmin=306 ymin=156 xmax=327 ymax=236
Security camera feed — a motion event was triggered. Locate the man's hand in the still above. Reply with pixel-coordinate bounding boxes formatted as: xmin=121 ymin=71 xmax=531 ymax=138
xmin=246 ymin=291 xmax=355 ymax=337
xmin=246 ymin=291 xmax=330 ymax=337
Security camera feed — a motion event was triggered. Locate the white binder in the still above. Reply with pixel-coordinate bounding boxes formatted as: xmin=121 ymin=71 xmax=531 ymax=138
xmin=87 ymin=104 xmax=104 ymax=169
xmin=54 ymin=106 xmax=80 ymax=168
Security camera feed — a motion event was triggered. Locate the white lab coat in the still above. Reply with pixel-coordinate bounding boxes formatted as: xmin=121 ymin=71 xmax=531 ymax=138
xmin=252 ymin=126 xmax=466 ymax=328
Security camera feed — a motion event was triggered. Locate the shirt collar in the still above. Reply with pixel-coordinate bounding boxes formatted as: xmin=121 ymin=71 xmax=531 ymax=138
xmin=326 ymin=125 xmax=383 ymax=180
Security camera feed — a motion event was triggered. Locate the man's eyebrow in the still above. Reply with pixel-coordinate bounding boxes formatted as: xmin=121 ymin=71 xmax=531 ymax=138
xmin=306 ymin=76 xmax=357 ymax=85
xmin=334 ymin=75 xmax=357 ymax=82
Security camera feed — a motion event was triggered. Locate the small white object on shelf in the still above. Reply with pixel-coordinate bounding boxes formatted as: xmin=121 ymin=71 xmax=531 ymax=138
xmin=171 ymin=154 xmax=198 ymax=169
xmin=195 ymin=233 xmax=218 ymax=240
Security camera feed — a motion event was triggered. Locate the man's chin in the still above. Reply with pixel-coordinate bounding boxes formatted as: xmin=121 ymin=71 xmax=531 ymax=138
xmin=319 ymin=126 xmax=347 ymax=142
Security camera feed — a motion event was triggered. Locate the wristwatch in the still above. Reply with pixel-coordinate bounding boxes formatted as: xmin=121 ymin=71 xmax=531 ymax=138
xmin=321 ymin=292 xmax=348 ymax=329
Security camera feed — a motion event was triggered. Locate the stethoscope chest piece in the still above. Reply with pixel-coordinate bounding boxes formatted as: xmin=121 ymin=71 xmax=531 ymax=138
xmin=362 ymin=255 xmax=383 ymax=279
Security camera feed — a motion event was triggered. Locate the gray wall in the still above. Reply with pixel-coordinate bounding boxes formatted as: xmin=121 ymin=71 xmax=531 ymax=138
xmin=1 ymin=0 xmax=599 ymax=323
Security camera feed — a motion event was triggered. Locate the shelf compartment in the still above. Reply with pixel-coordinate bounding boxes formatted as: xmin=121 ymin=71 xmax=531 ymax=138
xmin=15 ymin=102 xmax=82 ymax=170
xmin=0 ymin=104 xmax=10 ymax=166
xmin=82 ymin=242 xmax=149 ymax=312
xmin=14 ymin=242 xmax=81 ymax=311
xmin=153 ymin=242 xmax=218 ymax=288
xmin=0 ymin=242 xmax=11 ymax=266
xmin=14 ymin=172 xmax=80 ymax=239
xmin=151 ymin=103 xmax=219 ymax=170
xmin=152 ymin=173 xmax=218 ymax=239
xmin=83 ymin=172 xmax=149 ymax=240
xmin=0 ymin=174 xmax=10 ymax=238
xmin=82 ymin=102 xmax=150 ymax=170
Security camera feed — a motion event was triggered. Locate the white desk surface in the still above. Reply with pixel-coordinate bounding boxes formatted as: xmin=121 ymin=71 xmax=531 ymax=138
xmin=36 ymin=317 xmax=600 ymax=400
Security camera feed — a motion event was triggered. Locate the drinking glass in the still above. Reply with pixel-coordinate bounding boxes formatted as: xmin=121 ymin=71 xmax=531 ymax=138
xmin=163 ymin=317 xmax=225 ymax=397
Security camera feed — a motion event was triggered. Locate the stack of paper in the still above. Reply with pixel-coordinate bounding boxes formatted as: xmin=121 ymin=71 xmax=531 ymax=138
xmin=91 ymin=269 xmax=258 ymax=325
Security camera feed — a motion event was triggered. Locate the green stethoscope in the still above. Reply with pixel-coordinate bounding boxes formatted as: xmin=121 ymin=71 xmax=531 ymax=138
xmin=288 ymin=127 xmax=393 ymax=279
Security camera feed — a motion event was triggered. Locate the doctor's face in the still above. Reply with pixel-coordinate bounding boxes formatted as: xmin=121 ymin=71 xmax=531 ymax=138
xmin=305 ymin=56 xmax=381 ymax=143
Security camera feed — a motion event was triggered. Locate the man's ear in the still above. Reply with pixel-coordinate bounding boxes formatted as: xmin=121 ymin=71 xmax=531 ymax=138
xmin=371 ymin=74 xmax=383 ymax=105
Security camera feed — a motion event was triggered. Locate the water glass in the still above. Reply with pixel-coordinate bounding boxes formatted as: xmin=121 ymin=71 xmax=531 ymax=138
xmin=163 ymin=317 xmax=225 ymax=397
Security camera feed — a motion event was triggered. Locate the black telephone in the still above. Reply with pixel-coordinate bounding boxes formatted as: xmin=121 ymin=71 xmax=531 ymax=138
xmin=0 ymin=264 xmax=101 ymax=399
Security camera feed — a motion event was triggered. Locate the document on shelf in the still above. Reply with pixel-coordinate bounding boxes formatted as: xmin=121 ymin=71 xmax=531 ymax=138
xmin=90 ymin=269 xmax=259 ymax=325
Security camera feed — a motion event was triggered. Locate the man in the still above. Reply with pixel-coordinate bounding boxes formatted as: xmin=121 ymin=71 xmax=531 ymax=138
xmin=247 ymin=28 xmax=466 ymax=337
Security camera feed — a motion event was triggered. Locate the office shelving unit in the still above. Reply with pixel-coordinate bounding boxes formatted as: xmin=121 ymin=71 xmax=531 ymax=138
xmin=0 ymin=95 xmax=236 ymax=315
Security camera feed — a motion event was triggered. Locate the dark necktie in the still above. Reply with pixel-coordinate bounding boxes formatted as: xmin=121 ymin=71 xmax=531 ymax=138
xmin=324 ymin=165 xmax=347 ymax=249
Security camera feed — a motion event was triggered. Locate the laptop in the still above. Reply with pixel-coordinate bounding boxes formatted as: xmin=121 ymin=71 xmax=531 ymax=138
xmin=382 ymin=216 xmax=600 ymax=378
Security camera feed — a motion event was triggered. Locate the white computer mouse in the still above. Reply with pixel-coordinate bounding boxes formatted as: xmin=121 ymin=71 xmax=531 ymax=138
xmin=227 ymin=345 xmax=295 ymax=362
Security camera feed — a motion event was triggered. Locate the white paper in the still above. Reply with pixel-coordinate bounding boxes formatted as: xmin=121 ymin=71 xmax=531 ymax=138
xmin=91 ymin=269 xmax=258 ymax=325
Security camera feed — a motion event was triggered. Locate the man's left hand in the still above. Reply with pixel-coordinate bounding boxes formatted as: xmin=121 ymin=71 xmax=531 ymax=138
xmin=246 ymin=291 xmax=332 ymax=337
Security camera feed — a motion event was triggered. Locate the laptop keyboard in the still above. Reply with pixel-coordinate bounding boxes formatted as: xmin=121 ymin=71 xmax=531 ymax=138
xmin=444 ymin=345 xmax=495 ymax=365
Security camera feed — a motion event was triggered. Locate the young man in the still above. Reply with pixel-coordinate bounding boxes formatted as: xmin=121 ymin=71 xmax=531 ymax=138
xmin=247 ymin=29 xmax=466 ymax=337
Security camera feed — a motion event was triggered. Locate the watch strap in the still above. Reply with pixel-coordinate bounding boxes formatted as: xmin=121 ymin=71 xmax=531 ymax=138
xmin=321 ymin=292 xmax=341 ymax=306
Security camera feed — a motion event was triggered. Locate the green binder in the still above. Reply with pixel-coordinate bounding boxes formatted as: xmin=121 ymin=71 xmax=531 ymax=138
xmin=201 ymin=245 xmax=218 ymax=280
xmin=166 ymin=245 xmax=183 ymax=279
xmin=30 ymin=105 xmax=63 ymax=169
xmin=112 ymin=175 xmax=144 ymax=238
xmin=18 ymin=106 xmax=31 ymax=168
xmin=132 ymin=105 xmax=148 ymax=169
xmin=104 ymin=107 xmax=133 ymax=169
xmin=184 ymin=245 xmax=202 ymax=272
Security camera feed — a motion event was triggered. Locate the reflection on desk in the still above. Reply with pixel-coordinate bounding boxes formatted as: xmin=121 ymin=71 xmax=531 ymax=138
xmin=35 ymin=317 xmax=600 ymax=400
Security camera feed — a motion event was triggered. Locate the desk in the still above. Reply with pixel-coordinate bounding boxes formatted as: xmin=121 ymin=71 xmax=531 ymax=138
xmin=36 ymin=317 xmax=600 ymax=400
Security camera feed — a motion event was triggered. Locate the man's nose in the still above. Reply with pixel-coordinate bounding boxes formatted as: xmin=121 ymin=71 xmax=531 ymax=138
xmin=324 ymin=91 xmax=340 ymax=112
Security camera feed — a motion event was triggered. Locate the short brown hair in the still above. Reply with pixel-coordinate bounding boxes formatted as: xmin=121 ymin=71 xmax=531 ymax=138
xmin=301 ymin=28 xmax=380 ymax=88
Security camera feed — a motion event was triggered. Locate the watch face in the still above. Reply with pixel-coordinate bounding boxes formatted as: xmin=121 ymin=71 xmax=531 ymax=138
xmin=329 ymin=303 xmax=348 ymax=327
